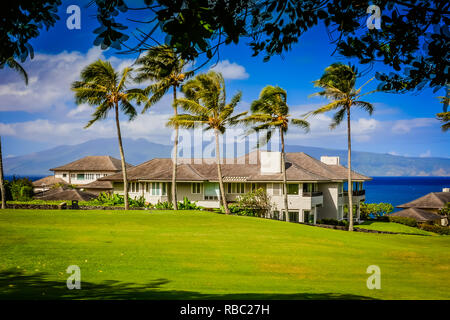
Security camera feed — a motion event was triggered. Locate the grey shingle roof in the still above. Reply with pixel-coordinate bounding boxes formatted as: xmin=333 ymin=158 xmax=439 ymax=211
xmin=32 ymin=175 xmax=67 ymax=187
xmin=397 ymin=192 xmax=450 ymax=209
xmin=390 ymin=208 xmax=443 ymax=222
xmin=50 ymin=156 xmax=133 ymax=172
xmin=100 ymin=151 xmax=371 ymax=183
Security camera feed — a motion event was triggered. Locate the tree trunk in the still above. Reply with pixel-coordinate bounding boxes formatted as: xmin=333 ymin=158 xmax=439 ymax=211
xmin=280 ymin=128 xmax=290 ymax=222
xmin=0 ymin=136 xmax=6 ymax=209
xmin=171 ymin=85 xmax=178 ymax=210
xmin=115 ymin=103 xmax=129 ymax=210
xmin=215 ymin=129 xmax=230 ymax=214
xmin=346 ymin=106 xmax=354 ymax=231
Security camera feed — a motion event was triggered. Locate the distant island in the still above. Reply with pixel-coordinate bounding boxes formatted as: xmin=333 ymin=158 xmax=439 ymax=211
xmin=4 ymin=138 xmax=450 ymax=177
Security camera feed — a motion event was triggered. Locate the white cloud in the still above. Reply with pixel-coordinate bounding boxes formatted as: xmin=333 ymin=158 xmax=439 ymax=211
xmin=209 ymin=60 xmax=249 ymax=80
xmin=67 ymin=104 xmax=92 ymax=118
xmin=0 ymin=47 xmax=135 ymax=113
xmin=420 ymin=150 xmax=432 ymax=158
xmin=0 ymin=112 xmax=173 ymax=146
xmin=391 ymin=118 xmax=436 ymax=134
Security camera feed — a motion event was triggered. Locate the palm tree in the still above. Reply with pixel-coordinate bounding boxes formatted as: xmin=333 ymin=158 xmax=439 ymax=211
xmin=3 ymin=57 xmax=28 ymax=85
xmin=1 ymin=58 xmax=28 ymax=209
xmin=436 ymin=85 xmax=449 ymax=132
xmin=307 ymin=63 xmax=375 ymax=231
xmin=167 ymin=71 xmax=246 ymax=214
xmin=0 ymin=137 xmax=6 ymax=209
xmin=242 ymin=86 xmax=310 ymax=222
xmin=72 ymin=59 xmax=148 ymax=210
xmin=134 ymin=45 xmax=193 ymax=210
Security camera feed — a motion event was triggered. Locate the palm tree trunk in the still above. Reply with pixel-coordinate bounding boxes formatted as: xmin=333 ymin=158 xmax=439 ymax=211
xmin=280 ymin=128 xmax=290 ymax=222
xmin=346 ymin=106 xmax=354 ymax=231
xmin=214 ymin=129 xmax=230 ymax=214
xmin=0 ymin=136 xmax=6 ymax=209
xmin=172 ymin=85 xmax=178 ymax=210
xmin=115 ymin=103 xmax=129 ymax=210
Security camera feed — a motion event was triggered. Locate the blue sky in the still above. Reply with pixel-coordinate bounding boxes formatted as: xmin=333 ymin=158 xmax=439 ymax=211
xmin=0 ymin=0 xmax=448 ymax=159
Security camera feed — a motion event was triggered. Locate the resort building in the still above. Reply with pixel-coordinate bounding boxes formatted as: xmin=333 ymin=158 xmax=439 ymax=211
xmin=396 ymin=189 xmax=450 ymax=226
xmin=33 ymin=156 xmax=132 ymax=194
xmin=100 ymin=151 xmax=371 ymax=223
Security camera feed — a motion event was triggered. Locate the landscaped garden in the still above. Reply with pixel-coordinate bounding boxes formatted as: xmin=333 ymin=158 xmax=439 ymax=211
xmin=0 ymin=209 xmax=449 ymax=300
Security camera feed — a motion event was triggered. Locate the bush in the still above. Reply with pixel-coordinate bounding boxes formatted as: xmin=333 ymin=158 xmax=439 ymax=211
xmin=360 ymin=202 xmax=394 ymax=219
xmin=154 ymin=201 xmax=173 ymax=210
xmin=9 ymin=178 xmax=33 ymax=201
xmin=388 ymin=216 xmax=418 ymax=227
xmin=316 ymin=218 xmax=349 ymax=226
xmin=178 ymin=197 xmax=201 ymax=210
xmin=231 ymin=188 xmax=272 ymax=217
xmin=419 ymin=223 xmax=450 ymax=235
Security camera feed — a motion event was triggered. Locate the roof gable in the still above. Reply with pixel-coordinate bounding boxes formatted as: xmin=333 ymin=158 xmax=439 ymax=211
xmin=50 ymin=156 xmax=133 ymax=172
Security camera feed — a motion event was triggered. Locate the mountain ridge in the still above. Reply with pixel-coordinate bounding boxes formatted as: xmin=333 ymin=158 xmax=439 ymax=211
xmin=4 ymin=138 xmax=450 ymax=176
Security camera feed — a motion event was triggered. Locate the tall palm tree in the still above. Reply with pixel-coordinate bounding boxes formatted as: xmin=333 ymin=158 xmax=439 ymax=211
xmin=242 ymin=86 xmax=310 ymax=222
xmin=0 ymin=137 xmax=6 ymax=209
xmin=72 ymin=59 xmax=148 ymax=210
xmin=134 ymin=45 xmax=193 ymax=210
xmin=1 ymin=58 xmax=28 ymax=209
xmin=167 ymin=71 xmax=246 ymax=214
xmin=308 ymin=63 xmax=375 ymax=231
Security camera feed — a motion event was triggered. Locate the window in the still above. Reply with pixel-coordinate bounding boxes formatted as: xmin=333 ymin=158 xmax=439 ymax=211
xmin=302 ymin=183 xmax=318 ymax=193
xmin=192 ymin=183 xmax=202 ymax=194
xmin=149 ymin=182 xmax=167 ymax=196
xmin=289 ymin=211 xmax=299 ymax=222
xmin=62 ymin=173 xmax=67 ymax=178
xmin=70 ymin=174 xmax=76 ymax=178
xmin=96 ymin=174 xmax=102 ymax=179
xmin=303 ymin=210 xmax=311 ymax=223
xmin=272 ymin=183 xmax=281 ymax=195
xmin=77 ymin=174 xmax=84 ymax=180
xmin=205 ymin=195 xmax=219 ymax=200
xmin=85 ymin=173 xmax=95 ymax=180
xmin=287 ymin=184 xmax=299 ymax=195
xmin=227 ymin=183 xmax=245 ymax=194
xmin=272 ymin=210 xmax=280 ymax=220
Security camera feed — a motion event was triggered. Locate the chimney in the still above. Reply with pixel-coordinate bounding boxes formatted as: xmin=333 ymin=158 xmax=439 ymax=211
xmin=443 ymin=188 xmax=450 ymax=192
xmin=320 ymin=156 xmax=340 ymax=165
xmin=260 ymin=151 xmax=282 ymax=174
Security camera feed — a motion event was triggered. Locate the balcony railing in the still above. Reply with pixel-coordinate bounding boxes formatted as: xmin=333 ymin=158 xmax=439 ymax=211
xmin=342 ymin=190 xmax=365 ymax=196
xmin=302 ymin=191 xmax=323 ymax=197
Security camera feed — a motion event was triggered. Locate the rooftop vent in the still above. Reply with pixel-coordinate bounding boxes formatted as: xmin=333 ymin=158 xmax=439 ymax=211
xmin=320 ymin=156 xmax=340 ymax=165
xmin=260 ymin=151 xmax=282 ymax=174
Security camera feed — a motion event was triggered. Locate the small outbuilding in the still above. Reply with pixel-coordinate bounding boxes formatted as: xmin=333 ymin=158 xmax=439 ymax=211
xmin=390 ymin=208 xmax=445 ymax=225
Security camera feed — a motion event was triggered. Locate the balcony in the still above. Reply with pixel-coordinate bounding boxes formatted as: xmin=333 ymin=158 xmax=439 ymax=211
xmin=342 ymin=190 xmax=365 ymax=196
xmin=302 ymin=191 xmax=323 ymax=197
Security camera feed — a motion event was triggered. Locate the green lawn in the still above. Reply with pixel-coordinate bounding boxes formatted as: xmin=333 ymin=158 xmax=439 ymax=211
xmin=355 ymin=221 xmax=434 ymax=236
xmin=0 ymin=209 xmax=449 ymax=300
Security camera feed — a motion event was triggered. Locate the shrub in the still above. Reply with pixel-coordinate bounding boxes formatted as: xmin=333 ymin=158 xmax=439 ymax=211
xmin=178 ymin=197 xmax=201 ymax=210
xmin=360 ymin=202 xmax=394 ymax=219
xmin=231 ymin=188 xmax=273 ymax=217
xmin=418 ymin=223 xmax=450 ymax=235
xmin=388 ymin=216 xmax=418 ymax=227
xmin=10 ymin=178 xmax=33 ymax=201
xmin=316 ymin=218 xmax=349 ymax=226
xmin=154 ymin=201 xmax=173 ymax=210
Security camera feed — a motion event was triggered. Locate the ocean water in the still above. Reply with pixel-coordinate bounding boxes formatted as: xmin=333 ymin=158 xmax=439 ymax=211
xmin=365 ymin=176 xmax=450 ymax=210
xmin=4 ymin=175 xmax=450 ymax=209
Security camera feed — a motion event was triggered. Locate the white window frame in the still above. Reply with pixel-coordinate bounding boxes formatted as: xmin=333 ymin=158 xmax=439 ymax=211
xmin=191 ymin=183 xmax=202 ymax=194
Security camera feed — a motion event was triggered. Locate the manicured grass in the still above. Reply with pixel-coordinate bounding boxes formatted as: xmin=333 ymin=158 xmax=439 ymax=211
xmin=0 ymin=209 xmax=449 ymax=300
xmin=355 ymin=221 xmax=434 ymax=236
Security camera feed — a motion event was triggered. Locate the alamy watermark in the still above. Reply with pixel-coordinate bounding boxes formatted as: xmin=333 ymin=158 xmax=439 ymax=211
xmin=66 ymin=265 xmax=81 ymax=289
xmin=367 ymin=5 xmax=382 ymax=30
xmin=366 ymin=265 xmax=381 ymax=289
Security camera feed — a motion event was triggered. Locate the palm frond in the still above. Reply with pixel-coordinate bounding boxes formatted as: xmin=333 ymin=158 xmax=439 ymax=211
xmin=330 ymin=108 xmax=346 ymax=129
xmin=6 ymin=58 xmax=28 ymax=85
xmin=291 ymin=118 xmax=310 ymax=132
